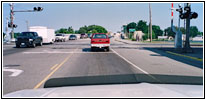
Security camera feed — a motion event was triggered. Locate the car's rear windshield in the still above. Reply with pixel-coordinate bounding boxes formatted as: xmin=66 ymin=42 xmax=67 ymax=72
xmin=56 ymin=34 xmax=63 ymax=36
xmin=92 ymin=34 xmax=107 ymax=39
xmin=70 ymin=35 xmax=76 ymax=37
xmin=19 ymin=32 xmax=34 ymax=37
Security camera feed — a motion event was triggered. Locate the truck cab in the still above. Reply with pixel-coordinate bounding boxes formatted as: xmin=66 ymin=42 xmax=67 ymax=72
xmin=15 ymin=32 xmax=43 ymax=48
xmin=90 ymin=33 xmax=110 ymax=51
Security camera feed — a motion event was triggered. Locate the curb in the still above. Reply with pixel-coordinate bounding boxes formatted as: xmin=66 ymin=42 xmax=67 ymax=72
xmin=166 ymin=51 xmax=203 ymax=62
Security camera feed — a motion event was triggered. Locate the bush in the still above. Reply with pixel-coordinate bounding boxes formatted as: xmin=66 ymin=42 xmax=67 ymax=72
xmin=131 ymin=38 xmax=136 ymax=41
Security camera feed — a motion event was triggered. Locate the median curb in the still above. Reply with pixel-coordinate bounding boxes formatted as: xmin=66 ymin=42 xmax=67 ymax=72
xmin=166 ymin=51 xmax=203 ymax=62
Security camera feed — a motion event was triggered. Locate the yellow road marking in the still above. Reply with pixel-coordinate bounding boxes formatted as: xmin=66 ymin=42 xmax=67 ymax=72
xmin=33 ymin=54 xmax=73 ymax=89
xmin=33 ymin=48 xmax=79 ymax=89
xmin=166 ymin=51 xmax=203 ymax=62
xmin=50 ymin=64 xmax=58 ymax=70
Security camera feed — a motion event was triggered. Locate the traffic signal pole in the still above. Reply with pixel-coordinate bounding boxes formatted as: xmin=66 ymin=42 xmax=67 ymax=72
xmin=8 ymin=3 xmax=43 ymax=42
xmin=183 ymin=4 xmax=192 ymax=52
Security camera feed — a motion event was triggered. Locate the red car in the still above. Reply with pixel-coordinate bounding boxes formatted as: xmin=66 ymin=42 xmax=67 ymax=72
xmin=91 ymin=33 xmax=110 ymax=51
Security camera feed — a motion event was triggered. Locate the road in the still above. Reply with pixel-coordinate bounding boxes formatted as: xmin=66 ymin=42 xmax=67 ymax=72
xmin=3 ymin=38 xmax=203 ymax=95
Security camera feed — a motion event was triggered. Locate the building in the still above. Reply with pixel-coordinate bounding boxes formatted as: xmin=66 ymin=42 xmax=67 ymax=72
xmin=133 ymin=31 xmax=145 ymax=41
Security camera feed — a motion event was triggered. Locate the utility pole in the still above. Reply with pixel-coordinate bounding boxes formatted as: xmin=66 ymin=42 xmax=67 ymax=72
xmin=5 ymin=17 xmax=11 ymax=42
xmin=9 ymin=3 xmax=15 ymax=41
xmin=148 ymin=26 xmax=149 ymax=40
xmin=149 ymin=3 xmax=152 ymax=42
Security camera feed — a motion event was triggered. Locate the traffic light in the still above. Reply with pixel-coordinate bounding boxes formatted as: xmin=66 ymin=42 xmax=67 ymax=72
xmin=37 ymin=7 xmax=43 ymax=11
xmin=179 ymin=13 xmax=189 ymax=19
xmin=33 ymin=7 xmax=37 ymax=11
xmin=184 ymin=6 xmax=191 ymax=12
xmin=176 ymin=8 xmax=183 ymax=13
xmin=179 ymin=5 xmax=198 ymax=19
xmin=33 ymin=7 xmax=43 ymax=11
xmin=8 ymin=23 xmax=17 ymax=28
xmin=13 ymin=24 xmax=17 ymax=28
xmin=191 ymin=12 xmax=198 ymax=19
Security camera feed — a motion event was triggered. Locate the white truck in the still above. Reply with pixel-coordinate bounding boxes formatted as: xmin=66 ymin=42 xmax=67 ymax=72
xmin=29 ymin=26 xmax=55 ymax=44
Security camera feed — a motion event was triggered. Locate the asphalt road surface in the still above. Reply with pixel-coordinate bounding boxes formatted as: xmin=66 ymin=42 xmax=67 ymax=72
xmin=3 ymin=38 xmax=203 ymax=95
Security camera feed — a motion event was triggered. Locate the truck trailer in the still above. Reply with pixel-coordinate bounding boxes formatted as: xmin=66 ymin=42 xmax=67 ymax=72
xmin=29 ymin=26 xmax=55 ymax=44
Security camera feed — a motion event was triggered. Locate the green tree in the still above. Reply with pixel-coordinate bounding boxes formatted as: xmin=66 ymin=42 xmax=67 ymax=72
xmin=78 ymin=25 xmax=88 ymax=34
xmin=164 ymin=26 xmax=177 ymax=38
xmin=56 ymin=28 xmax=68 ymax=33
xmin=164 ymin=26 xmax=202 ymax=38
xmin=75 ymin=30 xmax=79 ymax=34
xmin=78 ymin=25 xmax=107 ymax=34
xmin=152 ymin=25 xmax=163 ymax=39
xmin=126 ymin=22 xmax=136 ymax=33
xmin=190 ymin=26 xmax=199 ymax=37
xmin=67 ymin=26 xmax=74 ymax=34
xmin=136 ymin=20 xmax=148 ymax=33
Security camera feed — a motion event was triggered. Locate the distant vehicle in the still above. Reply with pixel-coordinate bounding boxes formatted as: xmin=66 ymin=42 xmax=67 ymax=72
xmin=64 ymin=34 xmax=70 ymax=41
xmin=88 ymin=33 xmax=92 ymax=38
xmin=55 ymin=34 xmax=66 ymax=42
xmin=91 ymin=33 xmax=110 ymax=51
xmin=192 ymin=35 xmax=203 ymax=41
xmin=69 ymin=35 xmax=77 ymax=40
xmin=15 ymin=32 xmax=43 ymax=48
xmin=29 ymin=26 xmax=55 ymax=44
xmin=80 ymin=33 xmax=87 ymax=39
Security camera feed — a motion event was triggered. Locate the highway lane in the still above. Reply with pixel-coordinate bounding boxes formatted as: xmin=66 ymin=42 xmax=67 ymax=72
xmin=3 ymin=38 xmax=203 ymax=95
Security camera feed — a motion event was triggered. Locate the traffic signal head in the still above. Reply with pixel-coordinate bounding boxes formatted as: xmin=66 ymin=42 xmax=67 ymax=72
xmin=33 ymin=7 xmax=43 ymax=11
xmin=191 ymin=12 xmax=198 ymax=19
xmin=33 ymin=7 xmax=37 ymax=11
xmin=176 ymin=8 xmax=183 ymax=13
xmin=37 ymin=7 xmax=43 ymax=11
xmin=8 ymin=23 xmax=17 ymax=28
xmin=179 ymin=13 xmax=189 ymax=19
xmin=13 ymin=24 xmax=17 ymax=28
xmin=184 ymin=6 xmax=191 ymax=12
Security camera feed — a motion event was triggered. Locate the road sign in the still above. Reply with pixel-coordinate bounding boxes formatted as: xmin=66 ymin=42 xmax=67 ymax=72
xmin=129 ymin=29 xmax=135 ymax=33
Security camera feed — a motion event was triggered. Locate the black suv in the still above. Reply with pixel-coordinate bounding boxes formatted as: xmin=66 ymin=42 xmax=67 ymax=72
xmin=15 ymin=32 xmax=43 ymax=48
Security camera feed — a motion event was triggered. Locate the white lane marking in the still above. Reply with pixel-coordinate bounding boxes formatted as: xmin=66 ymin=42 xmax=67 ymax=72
xmin=111 ymin=48 xmax=159 ymax=81
xmin=23 ymin=52 xmax=114 ymax=54
xmin=3 ymin=67 xmax=23 ymax=77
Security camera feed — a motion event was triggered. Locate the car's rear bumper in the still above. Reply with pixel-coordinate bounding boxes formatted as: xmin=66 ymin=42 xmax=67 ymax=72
xmin=91 ymin=44 xmax=110 ymax=48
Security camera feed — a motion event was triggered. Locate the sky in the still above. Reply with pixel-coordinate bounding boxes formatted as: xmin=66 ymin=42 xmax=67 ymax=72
xmin=2 ymin=2 xmax=204 ymax=33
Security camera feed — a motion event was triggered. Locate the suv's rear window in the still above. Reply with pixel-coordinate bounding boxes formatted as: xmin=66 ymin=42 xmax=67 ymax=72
xmin=70 ymin=35 xmax=76 ymax=37
xmin=92 ymin=34 xmax=107 ymax=39
xmin=56 ymin=34 xmax=63 ymax=36
xmin=19 ymin=32 xmax=34 ymax=37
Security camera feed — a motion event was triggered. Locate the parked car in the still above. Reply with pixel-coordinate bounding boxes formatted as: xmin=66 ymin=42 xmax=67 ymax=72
xmin=90 ymin=33 xmax=110 ymax=51
xmin=69 ymin=35 xmax=77 ymax=40
xmin=55 ymin=34 xmax=66 ymax=42
xmin=15 ymin=32 xmax=43 ymax=48
xmin=80 ymin=33 xmax=87 ymax=39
